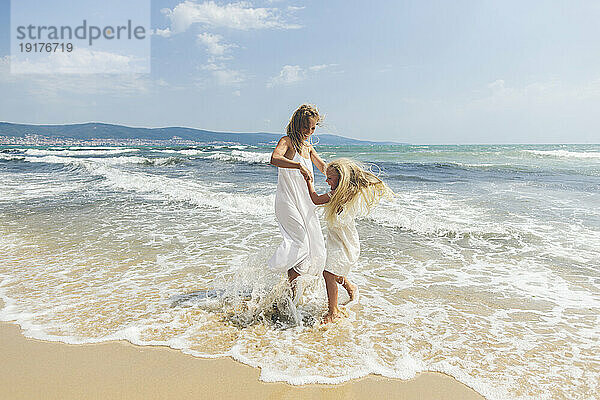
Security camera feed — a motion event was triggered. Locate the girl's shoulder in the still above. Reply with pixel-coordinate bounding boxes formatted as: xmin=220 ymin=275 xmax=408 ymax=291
xmin=275 ymin=136 xmax=295 ymax=154
xmin=277 ymin=136 xmax=293 ymax=146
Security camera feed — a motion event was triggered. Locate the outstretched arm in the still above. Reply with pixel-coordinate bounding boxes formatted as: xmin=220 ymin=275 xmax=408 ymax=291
xmin=270 ymin=137 xmax=311 ymax=180
xmin=309 ymin=145 xmax=327 ymax=175
xmin=305 ymin=177 xmax=331 ymax=205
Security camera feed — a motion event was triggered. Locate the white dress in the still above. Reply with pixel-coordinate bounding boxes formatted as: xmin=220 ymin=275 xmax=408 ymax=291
xmin=324 ymin=192 xmax=360 ymax=277
xmin=268 ymin=153 xmax=326 ymax=276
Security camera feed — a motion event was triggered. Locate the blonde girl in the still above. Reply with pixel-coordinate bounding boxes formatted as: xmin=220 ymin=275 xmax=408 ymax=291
xmin=268 ymin=104 xmax=327 ymax=296
xmin=305 ymin=158 xmax=394 ymax=323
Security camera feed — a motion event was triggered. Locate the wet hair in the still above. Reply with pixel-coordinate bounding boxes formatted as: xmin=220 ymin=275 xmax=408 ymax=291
xmin=286 ymin=104 xmax=321 ymax=154
xmin=324 ymin=158 xmax=394 ymax=225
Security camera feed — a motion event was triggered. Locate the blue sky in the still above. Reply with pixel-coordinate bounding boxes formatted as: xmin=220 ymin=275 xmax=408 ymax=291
xmin=1 ymin=0 xmax=599 ymax=144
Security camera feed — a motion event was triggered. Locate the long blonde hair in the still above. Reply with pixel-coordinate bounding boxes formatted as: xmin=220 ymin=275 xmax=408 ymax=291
xmin=324 ymin=158 xmax=394 ymax=225
xmin=286 ymin=104 xmax=321 ymax=154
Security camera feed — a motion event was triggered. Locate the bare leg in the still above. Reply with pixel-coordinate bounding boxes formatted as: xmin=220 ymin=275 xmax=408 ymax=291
xmin=323 ymin=271 xmax=347 ymax=323
xmin=336 ymin=275 xmax=358 ymax=302
xmin=288 ymin=268 xmax=300 ymax=299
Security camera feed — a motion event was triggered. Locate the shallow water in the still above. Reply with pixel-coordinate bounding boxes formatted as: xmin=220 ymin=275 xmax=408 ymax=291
xmin=1 ymin=143 xmax=599 ymax=399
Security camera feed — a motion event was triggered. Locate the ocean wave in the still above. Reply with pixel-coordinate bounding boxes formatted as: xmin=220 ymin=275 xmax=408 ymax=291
xmin=0 ymin=154 xmax=25 ymax=162
xmin=139 ymin=148 xmax=268 ymax=163
xmin=22 ymin=155 xmax=183 ymax=167
xmin=524 ymin=150 xmax=600 ymax=159
xmin=19 ymin=154 xmax=274 ymax=216
xmin=210 ymin=144 xmax=254 ymax=150
xmin=91 ymin=167 xmax=274 ymax=216
xmin=24 ymin=148 xmax=140 ymax=157
xmin=100 ymin=156 xmax=183 ymax=166
xmin=206 ymin=150 xmax=271 ymax=164
xmin=151 ymin=149 xmax=178 ymax=154
xmin=149 ymin=149 xmax=209 ymax=156
xmin=179 ymin=149 xmax=208 ymax=156
xmin=366 ymin=192 xmax=520 ymax=244
xmin=1 ymin=149 xmax=26 ymax=154
xmin=67 ymin=146 xmax=127 ymax=150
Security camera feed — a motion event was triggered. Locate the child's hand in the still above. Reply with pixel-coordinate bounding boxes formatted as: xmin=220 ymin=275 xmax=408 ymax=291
xmin=299 ymin=164 xmax=311 ymax=181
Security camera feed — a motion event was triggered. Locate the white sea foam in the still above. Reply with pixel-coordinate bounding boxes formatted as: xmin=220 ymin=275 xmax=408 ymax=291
xmin=206 ymin=150 xmax=271 ymax=164
xmin=150 ymin=149 xmax=208 ymax=156
xmin=151 ymin=149 xmax=179 ymax=153
xmin=68 ymin=146 xmax=128 ymax=150
xmin=0 ymin=178 xmax=86 ymax=200
xmin=149 ymin=148 xmax=266 ymax=163
xmin=25 ymin=148 xmax=140 ymax=156
xmin=524 ymin=149 xmax=600 ymax=159
xmin=368 ymin=191 xmax=508 ymax=239
xmin=0 ymin=154 xmax=25 ymax=161
xmin=93 ymin=166 xmax=275 ymax=216
xmin=22 ymin=154 xmax=180 ymax=166
xmin=95 ymin=156 xmax=182 ymax=166
xmin=19 ymin=154 xmax=274 ymax=217
xmin=210 ymin=144 xmax=246 ymax=149
xmin=178 ymin=149 xmax=208 ymax=156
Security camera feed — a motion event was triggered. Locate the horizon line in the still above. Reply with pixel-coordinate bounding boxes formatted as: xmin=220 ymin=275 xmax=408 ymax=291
xmin=0 ymin=121 xmax=598 ymax=146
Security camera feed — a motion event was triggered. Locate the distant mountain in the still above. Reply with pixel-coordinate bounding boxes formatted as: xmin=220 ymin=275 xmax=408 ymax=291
xmin=0 ymin=122 xmax=404 ymax=145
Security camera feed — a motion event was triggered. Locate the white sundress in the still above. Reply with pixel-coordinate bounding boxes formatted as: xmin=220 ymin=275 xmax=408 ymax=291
xmin=268 ymin=153 xmax=326 ymax=276
xmin=324 ymin=193 xmax=360 ymax=277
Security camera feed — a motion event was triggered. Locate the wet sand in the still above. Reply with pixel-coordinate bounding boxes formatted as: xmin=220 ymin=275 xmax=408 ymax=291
xmin=0 ymin=322 xmax=485 ymax=399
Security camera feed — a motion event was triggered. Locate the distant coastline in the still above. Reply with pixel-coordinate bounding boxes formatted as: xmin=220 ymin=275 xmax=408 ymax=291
xmin=0 ymin=122 xmax=405 ymax=146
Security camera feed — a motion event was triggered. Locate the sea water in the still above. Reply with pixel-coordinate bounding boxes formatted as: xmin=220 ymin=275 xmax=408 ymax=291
xmin=0 ymin=143 xmax=598 ymax=399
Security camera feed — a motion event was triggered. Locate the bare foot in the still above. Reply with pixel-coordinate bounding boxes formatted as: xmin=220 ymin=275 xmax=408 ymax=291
xmin=342 ymin=280 xmax=359 ymax=303
xmin=323 ymin=307 xmax=348 ymax=324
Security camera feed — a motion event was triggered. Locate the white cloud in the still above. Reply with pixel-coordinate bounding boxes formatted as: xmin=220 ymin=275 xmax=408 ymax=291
xmin=308 ymin=63 xmax=337 ymax=72
xmin=157 ymin=2 xmax=301 ymax=86
xmin=0 ymin=55 xmax=163 ymax=97
xmin=153 ymin=27 xmax=173 ymax=37
xmin=160 ymin=0 xmax=301 ymax=34
xmin=11 ymin=49 xmax=148 ymax=74
xmin=267 ymin=64 xmax=338 ymax=87
xmin=482 ymin=78 xmax=568 ymax=105
xmin=214 ymin=68 xmax=245 ymax=85
xmin=267 ymin=65 xmax=304 ymax=87
xmin=448 ymin=78 xmax=600 ymax=129
xmin=201 ymin=63 xmax=245 ymax=86
xmin=197 ymin=33 xmax=235 ymax=56
xmin=487 ymin=79 xmax=507 ymax=95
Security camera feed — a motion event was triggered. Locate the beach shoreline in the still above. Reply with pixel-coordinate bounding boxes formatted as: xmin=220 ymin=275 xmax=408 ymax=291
xmin=0 ymin=321 xmax=485 ymax=400
xmin=3 ymin=143 xmax=596 ymax=398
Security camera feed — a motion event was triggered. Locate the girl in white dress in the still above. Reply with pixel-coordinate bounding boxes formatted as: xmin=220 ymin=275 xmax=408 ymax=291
xmin=268 ymin=104 xmax=327 ymax=296
xmin=305 ymin=158 xmax=394 ymax=323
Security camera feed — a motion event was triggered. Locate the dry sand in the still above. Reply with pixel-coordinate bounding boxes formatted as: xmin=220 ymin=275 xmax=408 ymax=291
xmin=0 ymin=322 xmax=484 ymax=400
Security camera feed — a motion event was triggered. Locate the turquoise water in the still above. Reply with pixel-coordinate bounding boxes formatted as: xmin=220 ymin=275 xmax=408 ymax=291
xmin=0 ymin=144 xmax=599 ymax=399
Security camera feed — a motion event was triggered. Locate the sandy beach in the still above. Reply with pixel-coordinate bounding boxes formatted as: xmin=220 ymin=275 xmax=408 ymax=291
xmin=0 ymin=322 xmax=484 ymax=400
